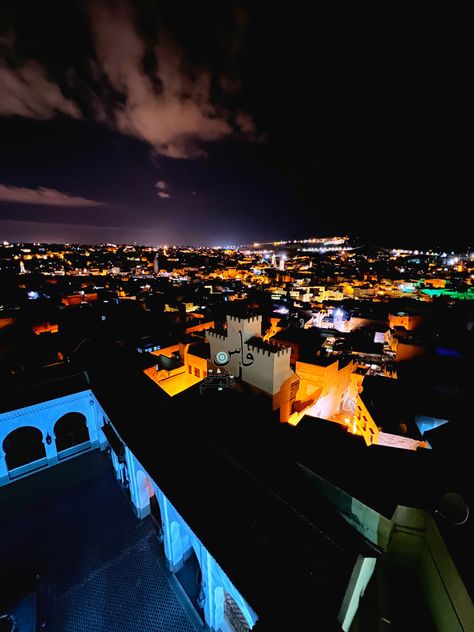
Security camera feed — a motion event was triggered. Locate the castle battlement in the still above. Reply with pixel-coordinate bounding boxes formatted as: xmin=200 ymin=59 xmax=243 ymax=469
xmin=227 ymin=314 xmax=262 ymax=324
xmin=207 ymin=330 xmax=228 ymax=342
xmin=246 ymin=339 xmax=291 ymax=357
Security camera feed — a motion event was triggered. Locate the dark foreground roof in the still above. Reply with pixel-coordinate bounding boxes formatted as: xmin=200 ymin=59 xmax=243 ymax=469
xmin=83 ymin=346 xmax=375 ymax=631
xmin=359 ymin=375 xmax=423 ymax=438
xmin=0 ymin=364 xmax=90 ymax=413
xmin=287 ymin=416 xmax=474 ymax=597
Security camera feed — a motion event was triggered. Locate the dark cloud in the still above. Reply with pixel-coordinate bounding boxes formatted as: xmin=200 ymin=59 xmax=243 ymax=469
xmin=0 ymin=1 xmax=255 ymax=159
xmin=0 ymin=35 xmax=81 ymax=119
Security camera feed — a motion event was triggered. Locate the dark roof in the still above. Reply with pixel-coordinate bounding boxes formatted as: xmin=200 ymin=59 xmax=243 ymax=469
xmin=246 ymin=336 xmax=287 ymax=354
xmin=83 ymin=346 xmax=373 ymax=630
xmin=359 ymin=375 xmax=423 ymax=439
xmin=224 ymin=307 xmax=262 ymax=321
xmin=289 ymin=417 xmax=443 ymax=517
xmin=101 ymin=422 xmax=125 ymax=461
xmin=349 ymin=305 xmax=388 ymax=320
xmin=272 ymin=327 xmax=324 ymax=347
xmin=154 ymin=354 xmax=182 ymax=372
xmin=343 ymin=329 xmax=385 ymax=355
xmin=187 ymin=341 xmax=210 ymax=360
xmin=133 ymin=351 xmax=162 ymax=370
xmin=0 ymin=365 xmax=90 ymax=413
xmin=136 ymin=333 xmax=171 ymax=348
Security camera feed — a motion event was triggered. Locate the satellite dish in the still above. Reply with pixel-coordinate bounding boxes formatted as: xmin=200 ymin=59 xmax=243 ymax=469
xmin=437 ymin=492 xmax=469 ymax=525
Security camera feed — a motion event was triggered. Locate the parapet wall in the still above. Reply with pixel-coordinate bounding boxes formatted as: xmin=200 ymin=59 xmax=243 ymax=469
xmin=246 ymin=342 xmax=291 ymax=358
xmin=227 ymin=314 xmax=262 ymax=324
xmin=207 ymin=330 xmax=228 ymax=342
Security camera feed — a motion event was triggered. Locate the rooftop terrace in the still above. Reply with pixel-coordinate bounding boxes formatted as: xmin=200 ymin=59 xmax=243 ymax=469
xmin=0 ymin=450 xmax=199 ymax=632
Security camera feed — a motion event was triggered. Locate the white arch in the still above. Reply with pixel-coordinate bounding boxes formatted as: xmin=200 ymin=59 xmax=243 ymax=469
xmin=170 ymin=520 xmax=184 ymax=567
xmin=53 ymin=411 xmax=87 ymax=433
xmin=2 ymin=425 xmax=47 ymax=474
xmin=2 ymin=423 xmax=44 ymax=447
xmin=136 ymin=469 xmax=153 ymax=511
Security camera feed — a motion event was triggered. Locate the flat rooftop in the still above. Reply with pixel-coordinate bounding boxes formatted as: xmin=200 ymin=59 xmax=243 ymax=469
xmin=85 ymin=346 xmax=373 ymax=630
xmin=0 ymin=450 xmax=198 ymax=632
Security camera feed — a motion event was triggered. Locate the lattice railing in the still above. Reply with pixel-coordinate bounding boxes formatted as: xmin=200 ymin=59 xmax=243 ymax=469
xmin=224 ymin=593 xmax=250 ymax=632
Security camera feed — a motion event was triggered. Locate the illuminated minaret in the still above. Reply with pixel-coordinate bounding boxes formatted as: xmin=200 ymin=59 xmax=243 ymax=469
xmin=271 ymin=253 xmax=277 ymax=268
xmin=19 ymin=260 xmax=26 ymax=274
xmin=279 ymin=255 xmax=286 ymax=271
xmin=153 ymin=254 xmax=159 ymax=274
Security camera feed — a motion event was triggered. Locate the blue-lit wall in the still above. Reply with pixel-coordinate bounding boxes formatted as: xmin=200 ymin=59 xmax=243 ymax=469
xmin=1 ymin=391 xmax=258 ymax=630
xmin=115 ymin=447 xmax=258 ymax=631
xmin=0 ymin=390 xmax=104 ymax=486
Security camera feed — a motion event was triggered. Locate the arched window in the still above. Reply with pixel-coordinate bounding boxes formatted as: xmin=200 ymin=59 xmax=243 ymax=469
xmin=3 ymin=426 xmax=46 ymax=471
xmin=54 ymin=412 xmax=90 ymax=453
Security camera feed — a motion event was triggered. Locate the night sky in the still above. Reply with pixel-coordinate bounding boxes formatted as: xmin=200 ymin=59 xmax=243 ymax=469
xmin=0 ymin=2 xmax=470 ymax=248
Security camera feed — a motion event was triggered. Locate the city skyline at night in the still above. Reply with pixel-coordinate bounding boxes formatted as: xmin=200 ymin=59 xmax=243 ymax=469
xmin=1 ymin=2 xmax=471 ymax=249
xmin=1 ymin=4 xmax=472 ymax=632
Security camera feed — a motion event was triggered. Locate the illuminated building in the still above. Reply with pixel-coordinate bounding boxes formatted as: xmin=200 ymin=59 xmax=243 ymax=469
xmin=0 ymin=316 xmax=17 ymax=330
xmin=143 ymin=342 xmax=208 ymax=397
xmin=421 ymin=287 xmax=474 ymax=300
xmin=388 ymin=311 xmax=423 ymax=331
xmin=32 ymin=321 xmax=59 ymax=335
xmin=207 ymin=315 xmax=295 ymax=411
xmin=207 ymin=316 xmax=377 ymax=440
xmin=61 ymin=292 xmax=98 ymax=306
xmin=422 ymin=278 xmax=447 ymax=288
xmin=311 ymin=307 xmax=349 ymax=331
xmin=282 ymin=357 xmax=361 ymax=427
xmin=0 ymin=239 xmax=472 ymax=631
xmin=262 ymin=316 xmax=284 ymax=341
xmin=0 ymin=352 xmax=393 ymax=632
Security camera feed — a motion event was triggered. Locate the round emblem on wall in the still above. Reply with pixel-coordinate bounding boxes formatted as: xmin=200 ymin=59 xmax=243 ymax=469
xmin=215 ymin=351 xmax=229 ymax=365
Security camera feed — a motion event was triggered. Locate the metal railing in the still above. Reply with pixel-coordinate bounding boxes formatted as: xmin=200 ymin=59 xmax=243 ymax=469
xmin=55 ymin=428 xmax=90 ymax=453
xmin=224 ymin=594 xmax=251 ymax=632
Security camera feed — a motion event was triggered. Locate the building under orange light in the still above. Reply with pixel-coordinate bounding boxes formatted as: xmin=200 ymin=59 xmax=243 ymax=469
xmin=32 ymin=322 xmax=59 ymax=335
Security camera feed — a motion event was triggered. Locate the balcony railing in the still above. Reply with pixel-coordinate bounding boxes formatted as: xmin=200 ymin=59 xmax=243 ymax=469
xmin=55 ymin=428 xmax=90 ymax=454
xmin=5 ymin=444 xmax=46 ymax=471
xmin=224 ymin=594 xmax=250 ymax=632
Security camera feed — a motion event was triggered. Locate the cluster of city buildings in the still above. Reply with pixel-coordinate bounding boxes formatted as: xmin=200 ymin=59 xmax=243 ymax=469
xmin=0 ymin=238 xmax=472 ymax=631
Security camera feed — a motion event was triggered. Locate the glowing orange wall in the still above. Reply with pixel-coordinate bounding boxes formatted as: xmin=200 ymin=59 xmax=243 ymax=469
xmin=396 ymin=342 xmax=426 ymax=362
xmin=32 ymin=322 xmax=59 ymax=335
xmin=354 ymin=394 xmax=380 ymax=446
xmin=389 ymin=314 xmax=423 ymax=331
xmin=0 ymin=317 xmax=16 ymax=330
xmin=186 ymin=321 xmax=215 ymax=335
